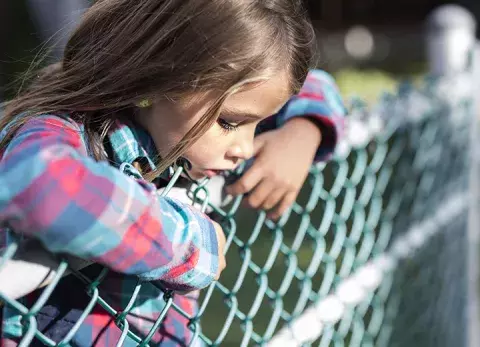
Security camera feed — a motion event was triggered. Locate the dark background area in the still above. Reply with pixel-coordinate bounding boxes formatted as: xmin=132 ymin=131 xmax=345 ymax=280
xmin=1 ymin=0 xmax=480 ymax=99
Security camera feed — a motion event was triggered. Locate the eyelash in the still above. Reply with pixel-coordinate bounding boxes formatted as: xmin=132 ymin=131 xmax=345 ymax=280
xmin=217 ymin=118 xmax=239 ymax=133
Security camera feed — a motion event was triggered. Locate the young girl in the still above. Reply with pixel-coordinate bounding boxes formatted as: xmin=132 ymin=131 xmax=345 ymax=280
xmin=0 ymin=0 xmax=345 ymax=346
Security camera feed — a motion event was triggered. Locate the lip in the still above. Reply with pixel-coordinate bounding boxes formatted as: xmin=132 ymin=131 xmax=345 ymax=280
xmin=203 ymin=169 xmax=230 ymax=178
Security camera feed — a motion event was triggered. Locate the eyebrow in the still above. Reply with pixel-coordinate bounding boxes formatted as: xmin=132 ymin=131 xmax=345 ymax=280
xmin=221 ymin=108 xmax=263 ymax=120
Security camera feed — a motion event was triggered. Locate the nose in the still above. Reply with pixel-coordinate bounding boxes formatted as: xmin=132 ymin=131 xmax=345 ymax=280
xmin=226 ymin=133 xmax=254 ymax=164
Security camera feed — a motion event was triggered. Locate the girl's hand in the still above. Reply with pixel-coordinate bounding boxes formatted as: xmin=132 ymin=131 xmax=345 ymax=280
xmin=226 ymin=118 xmax=321 ymax=220
xmin=212 ymin=220 xmax=227 ymax=280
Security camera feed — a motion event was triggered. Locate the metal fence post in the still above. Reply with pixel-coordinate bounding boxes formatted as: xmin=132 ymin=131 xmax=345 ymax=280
xmin=427 ymin=5 xmax=479 ymax=347
xmin=468 ymin=40 xmax=480 ymax=347
xmin=426 ymin=5 xmax=476 ymax=76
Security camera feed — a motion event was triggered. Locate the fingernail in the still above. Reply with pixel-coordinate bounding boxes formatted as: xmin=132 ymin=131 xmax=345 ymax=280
xmin=267 ymin=214 xmax=278 ymax=221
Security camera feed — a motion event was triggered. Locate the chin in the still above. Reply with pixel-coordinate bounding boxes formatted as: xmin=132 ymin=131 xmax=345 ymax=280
xmin=191 ymin=172 xmax=207 ymax=180
xmin=183 ymin=169 xmax=206 ymax=180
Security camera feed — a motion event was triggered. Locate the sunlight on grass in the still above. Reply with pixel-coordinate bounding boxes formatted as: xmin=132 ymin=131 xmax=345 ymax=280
xmin=333 ymin=68 xmax=425 ymax=105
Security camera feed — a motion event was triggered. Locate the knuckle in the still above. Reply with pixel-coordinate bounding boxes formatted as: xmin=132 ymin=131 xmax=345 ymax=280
xmin=228 ymin=184 xmax=239 ymax=194
xmin=282 ymin=180 xmax=293 ymax=190
xmin=264 ymin=170 xmax=274 ymax=178
xmin=269 ymin=173 xmax=278 ymax=182
xmin=238 ymin=181 xmax=250 ymax=193
xmin=268 ymin=202 xmax=278 ymax=210
xmin=264 ymin=199 xmax=276 ymax=210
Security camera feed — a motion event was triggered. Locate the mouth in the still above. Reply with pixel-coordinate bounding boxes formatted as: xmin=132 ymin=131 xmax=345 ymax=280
xmin=203 ymin=169 xmax=226 ymax=178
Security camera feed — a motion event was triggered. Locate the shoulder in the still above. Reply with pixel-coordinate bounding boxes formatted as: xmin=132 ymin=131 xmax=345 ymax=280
xmin=306 ymin=69 xmax=338 ymax=85
xmin=3 ymin=113 xmax=88 ymax=154
xmin=19 ymin=113 xmax=83 ymax=132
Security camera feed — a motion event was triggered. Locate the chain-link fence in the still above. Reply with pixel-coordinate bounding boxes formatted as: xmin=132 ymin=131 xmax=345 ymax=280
xmin=0 ymin=73 xmax=476 ymax=346
xmin=1 ymin=4 xmax=480 ymax=347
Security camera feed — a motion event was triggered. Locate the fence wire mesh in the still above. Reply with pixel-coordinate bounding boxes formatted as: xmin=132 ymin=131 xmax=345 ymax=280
xmin=0 ymin=74 xmax=475 ymax=347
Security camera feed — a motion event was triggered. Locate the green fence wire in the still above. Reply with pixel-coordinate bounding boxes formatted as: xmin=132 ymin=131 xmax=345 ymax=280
xmin=0 ymin=74 xmax=476 ymax=347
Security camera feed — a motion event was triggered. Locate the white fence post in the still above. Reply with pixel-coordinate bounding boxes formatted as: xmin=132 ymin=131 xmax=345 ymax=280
xmin=469 ymin=39 xmax=480 ymax=347
xmin=426 ymin=5 xmax=476 ymax=76
xmin=427 ymin=5 xmax=479 ymax=347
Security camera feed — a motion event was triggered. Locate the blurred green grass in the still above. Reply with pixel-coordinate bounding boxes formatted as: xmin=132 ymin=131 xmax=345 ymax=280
xmin=333 ymin=68 xmax=426 ymax=105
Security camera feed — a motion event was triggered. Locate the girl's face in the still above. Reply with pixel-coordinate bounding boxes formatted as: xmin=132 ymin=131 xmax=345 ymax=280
xmin=138 ymin=72 xmax=291 ymax=179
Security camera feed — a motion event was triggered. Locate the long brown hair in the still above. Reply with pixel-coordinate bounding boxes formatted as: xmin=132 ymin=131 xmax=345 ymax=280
xmin=1 ymin=0 xmax=314 ymax=179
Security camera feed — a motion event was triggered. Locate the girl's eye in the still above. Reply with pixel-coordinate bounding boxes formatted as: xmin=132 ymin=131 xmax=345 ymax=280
xmin=218 ymin=118 xmax=239 ymax=132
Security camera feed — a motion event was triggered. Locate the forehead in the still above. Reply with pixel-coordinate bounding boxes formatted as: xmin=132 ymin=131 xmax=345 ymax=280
xmin=223 ymin=72 xmax=292 ymax=119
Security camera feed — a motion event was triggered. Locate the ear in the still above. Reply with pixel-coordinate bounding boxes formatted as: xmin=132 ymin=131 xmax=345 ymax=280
xmin=136 ymin=99 xmax=152 ymax=108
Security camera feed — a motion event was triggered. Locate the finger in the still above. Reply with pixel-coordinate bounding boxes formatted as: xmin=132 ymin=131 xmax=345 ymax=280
xmin=215 ymin=255 xmax=227 ymax=280
xmin=220 ymin=255 xmax=226 ymax=270
xmin=213 ymin=221 xmax=226 ymax=248
xmin=218 ymin=255 xmax=226 ymax=272
xmin=244 ymin=179 xmax=277 ymax=210
xmin=226 ymin=164 xmax=264 ymax=196
xmin=268 ymin=191 xmax=297 ymax=220
xmin=262 ymin=187 xmax=286 ymax=211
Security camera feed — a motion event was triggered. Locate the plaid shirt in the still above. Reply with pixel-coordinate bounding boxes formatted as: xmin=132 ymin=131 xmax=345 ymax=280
xmin=1 ymin=70 xmax=346 ymax=346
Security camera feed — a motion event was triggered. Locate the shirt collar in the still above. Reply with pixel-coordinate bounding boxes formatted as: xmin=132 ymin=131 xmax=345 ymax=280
xmin=107 ymin=119 xmax=158 ymax=172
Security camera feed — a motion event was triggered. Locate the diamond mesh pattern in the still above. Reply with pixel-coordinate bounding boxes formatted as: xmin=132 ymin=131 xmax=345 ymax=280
xmin=0 ymin=76 xmax=474 ymax=346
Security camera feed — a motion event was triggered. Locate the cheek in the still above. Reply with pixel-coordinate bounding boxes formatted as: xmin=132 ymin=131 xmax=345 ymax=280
xmin=152 ymin=131 xmax=182 ymax=158
xmin=183 ymin=126 xmax=230 ymax=164
xmin=146 ymin=112 xmax=191 ymax=157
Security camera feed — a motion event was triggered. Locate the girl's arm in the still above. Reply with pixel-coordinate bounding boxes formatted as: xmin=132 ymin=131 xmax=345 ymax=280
xmin=0 ymin=115 xmax=220 ymax=291
xmin=255 ymin=69 xmax=346 ymax=161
